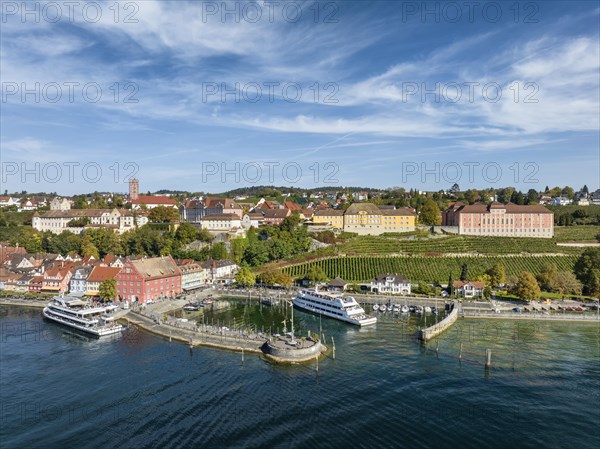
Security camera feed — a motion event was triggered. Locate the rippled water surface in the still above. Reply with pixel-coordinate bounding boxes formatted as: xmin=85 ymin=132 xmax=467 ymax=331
xmin=1 ymin=304 xmax=599 ymax=449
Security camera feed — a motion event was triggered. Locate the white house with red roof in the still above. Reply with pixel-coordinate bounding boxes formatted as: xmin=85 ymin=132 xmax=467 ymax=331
xmin=130 ymin=195 xmax=178 ymax=210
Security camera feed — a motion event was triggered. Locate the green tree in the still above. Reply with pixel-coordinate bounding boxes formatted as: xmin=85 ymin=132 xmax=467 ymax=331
xmin=447 ymin=272 xmax=454 ymax=296
xmin=280 ymin=211 xmax=302 ymax=232
xmin=83 ymin=228 xmax=123 ymax=258
xmin=485 ymin=263 xmax=506 ymax=287
xmin=574 ymin=248 xmax=600 ymax=296
xmin=460 ymin=263 xmax=469 ymax=281
xmin=512 ymin=271 xmax=541 ymax=302
xmin=418 ymin=199 xmax=441 ymax=226
xmin=415 ymin=281 xmax=432 ymax=295
xmin=15 ymin=227 xmax=43 ymax=253
xmin=553 ymin=271 xmax=583 ymax=298
xmin=211 ymin=242 xmax=228 ymax=260
xmin=536 ymin=263 xmax=559 ymax=292
xmin=235 ymin=266 xmax=256 ymax=286
xmin=259 ymin=268 xmax=292 ymax=287
xmin=197 ymin=228 xmax=213 ymax=242
xmin=307 ymin=265 xmax=328 ymax=284
xmin=80 ymin=236 xmax=99 ymax=259
xmin=175 ymin=222 xmax=198 ymax=245
xmin=526 ymin=189 xmax=538 ymax=204
xmin=230 ymin=237 xmax=248 ymax=264
xmin=483 ymin=286 xmax=492 ymax=300
xmin=148 ymin=206 xmax=179 ymax=223
xmin=98 ymin=278 xmax=116 ymax=302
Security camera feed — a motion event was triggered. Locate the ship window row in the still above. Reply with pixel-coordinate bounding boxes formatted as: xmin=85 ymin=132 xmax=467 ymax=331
xmin=308 ymin=303 xmax=343 ymax=316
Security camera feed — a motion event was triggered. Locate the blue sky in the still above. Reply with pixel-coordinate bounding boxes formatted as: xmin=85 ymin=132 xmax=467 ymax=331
xmin=1 ymin=0 xmax=599 ymax=195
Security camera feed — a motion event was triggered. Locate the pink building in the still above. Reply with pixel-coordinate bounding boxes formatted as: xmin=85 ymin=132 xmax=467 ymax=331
xmin=442 ymin=202 xmax=554 ymax=238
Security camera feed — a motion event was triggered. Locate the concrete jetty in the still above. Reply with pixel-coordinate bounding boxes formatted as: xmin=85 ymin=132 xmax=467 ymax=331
xmin=419 ymin=301 xmax=459 ymax=342
xmin=121 ymin=310 xmax=326 ymax=363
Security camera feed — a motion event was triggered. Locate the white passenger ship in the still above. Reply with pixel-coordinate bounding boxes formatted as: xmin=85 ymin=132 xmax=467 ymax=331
xmin=293 ymin=289 xmax=377 ymax=326
xmin=43 ymin=294 xmax=124 ymax=336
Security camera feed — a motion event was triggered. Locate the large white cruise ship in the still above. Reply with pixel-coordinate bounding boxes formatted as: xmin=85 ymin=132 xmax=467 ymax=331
xmin=293 ymin=289 xmax=377 ymax=326
xmin=43 ymin=295 xmax=124 ymax=337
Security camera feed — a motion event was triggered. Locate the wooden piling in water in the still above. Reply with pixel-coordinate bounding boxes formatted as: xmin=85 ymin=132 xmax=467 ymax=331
xmin=459 ymin=342 xmax=463 ymax=361
xmin=331 ymin=336 xmax=336 ymax=360
xmin=485 ymin=349 xmax=492 ymax=368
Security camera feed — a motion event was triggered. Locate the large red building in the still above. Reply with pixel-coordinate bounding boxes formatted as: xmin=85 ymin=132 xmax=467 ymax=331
xmin=115 ymin=256 xmax=182 ymax=303
xmin=442 ymin=202 xmax=554 ymax=238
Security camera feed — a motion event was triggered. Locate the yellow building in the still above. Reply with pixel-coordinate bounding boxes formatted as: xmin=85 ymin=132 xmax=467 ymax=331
xmin=312 ymin=208 xmax=345 ymax=229
xmin=312 ymin=204 xmax=416 ymax=235
xmin=343 ymin=203 xmax=415 ymax=235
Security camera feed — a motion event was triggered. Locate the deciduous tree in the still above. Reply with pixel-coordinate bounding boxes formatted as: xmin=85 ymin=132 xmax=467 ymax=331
xmin=512 ymin=271 xmax=541 ymax=302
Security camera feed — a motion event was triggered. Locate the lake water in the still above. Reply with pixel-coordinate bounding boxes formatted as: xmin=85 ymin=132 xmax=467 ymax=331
xmin=1 ymin=303 xmax=599 ymax=449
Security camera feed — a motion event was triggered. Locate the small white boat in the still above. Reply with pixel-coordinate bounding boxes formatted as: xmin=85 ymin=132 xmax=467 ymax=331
xmin=393 ymin=305 xmax=400 ymax=313
xmin=424 ymin=306 xmax=432 ymax=313
xmin=379 ymin=305 xmax=386 ymax=312
xmin=401 ymin=305 xmax=410 ymax=313
xmin=415 ymin=305 xmax=424 ymax=313
xmin=373 ymin=304 xmax=379 ymax=312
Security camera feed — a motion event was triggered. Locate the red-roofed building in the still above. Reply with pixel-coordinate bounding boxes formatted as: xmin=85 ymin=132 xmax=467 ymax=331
xmin=130 ymin=195 xmax=178 ymax=210
xmin=29 ymin=276 xmax=44 ymax=293
xmin=263 ymin=209 xmax=291 ymax=225
xmin=453 ymin=281 xmax=485 ymax=298
xmin=42 ymin=267 xmax=73 ymax=293
xmin=115 ymin=256 xmax=182 ymax=303
xmin=86 ymin=266 xmax=122 ymax=296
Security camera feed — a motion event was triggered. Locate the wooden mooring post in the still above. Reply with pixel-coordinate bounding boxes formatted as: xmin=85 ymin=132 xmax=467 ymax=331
xmin=485 ymin=348 xmax=492 ymax=368
xmin=241 ymin=348 xmax=244 ymax=366
xmin=459 ymin=342 xmax=463 ymax=361
xmin=331 ymin=336 xmax=336 ymax=360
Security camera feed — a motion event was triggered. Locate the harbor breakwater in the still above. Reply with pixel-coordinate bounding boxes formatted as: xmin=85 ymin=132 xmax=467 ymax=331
xmin=122 ymin=311 xmax=326 ymax=363
xmin=419 ymin=301 xmax=459 ymax=342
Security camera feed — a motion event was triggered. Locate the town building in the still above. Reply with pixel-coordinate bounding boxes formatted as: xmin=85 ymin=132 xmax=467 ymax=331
xmin=262 ymin=209 xmax=291 ymax=225
xmin=200 ymin=259 xmax=238 ymax=284
xmin=180 ymin=197 xmax=244 ymax=222
xmin=0 ymin=268 xmax=21 ymax=291
xmin=199 ymin=214 xmax=243 ymax=232
xmin=241 ymin=213 xmax=264 ymax=229
xmin=130 ymin=195 xmax=178 ymax=210
xmin=179 ymin=263 xmax=208 ymax=290
xmin=551 ymin=197 xmax=572 ymax=206
xmin=327 ymin=277 xmax=348 ymax=292
xmin=343 ymin=203 xmax=416 ymax=235
xmin=453 ymin=281 xmax=484 ymax=298
xmin=0 ymin=196 xmax=20 ymax=207
xmin=442 ymin=202 xmax=554 ymax=238
xmin=115 ymin=256 xmax=182 ymax=303
xmin=29 ymin=276 xmax=43 ymax=293
xmin=50 ymin=197 xmax=71 ymax=211
xmin=312 ymin=209 xmax=344 ymax=229
xmin=86 ymin=266 xmax=122 ymax=296
xmin=370 ymin=274 xmax=412 ymax=294
xmin=32 ymin=207 xmax=148 ymax=234
xmin=42 ymin=266 xmax=73 ymax=293
xmin=69 ymin=266 xmax=93 ymax=294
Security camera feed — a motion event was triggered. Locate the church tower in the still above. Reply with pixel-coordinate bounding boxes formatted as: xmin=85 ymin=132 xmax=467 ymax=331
xmin=129 ymin=178 xmax=139 ymax=201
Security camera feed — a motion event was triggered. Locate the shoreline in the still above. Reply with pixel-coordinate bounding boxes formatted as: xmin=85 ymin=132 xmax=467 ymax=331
xmin=1 ymin=296 xmax=598 ymax=324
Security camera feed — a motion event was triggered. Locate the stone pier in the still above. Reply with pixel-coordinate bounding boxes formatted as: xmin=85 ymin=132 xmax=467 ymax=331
xmin=419 ymin=301 xmax=459 ymax=342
